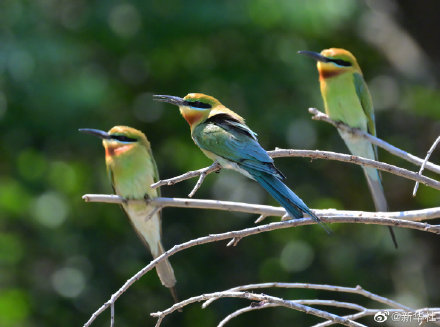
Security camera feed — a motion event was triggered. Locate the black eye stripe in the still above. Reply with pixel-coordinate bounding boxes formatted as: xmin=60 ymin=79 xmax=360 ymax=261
xmin=184 ymin=100 xmax=212 ymax=109
xmin=330 ymin=58 xmax=352 ymax=67
xmin=111 ymin=135 xmax=137 ymax=142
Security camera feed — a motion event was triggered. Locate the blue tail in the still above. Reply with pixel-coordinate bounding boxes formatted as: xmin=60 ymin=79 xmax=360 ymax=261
xmin=246 ymin=168 xmax=331 ymax=234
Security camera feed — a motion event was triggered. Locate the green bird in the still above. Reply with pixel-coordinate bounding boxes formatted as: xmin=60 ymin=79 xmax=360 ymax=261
xmin=299 ymin=48 xmax=397 ymax=247
xmin=153 ymin=93 xmax=330 ymax=233
xmin=79 ymin=126 xmax=178 ymax=300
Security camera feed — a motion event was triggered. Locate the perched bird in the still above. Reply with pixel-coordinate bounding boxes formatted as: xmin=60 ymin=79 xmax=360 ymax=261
xmin=153 ymin=93 xmax=330 ymax=233
xmin=298 ymin=48 xmax=397 ymax=247
xmin=79 ymin=126 xmax=178 ymax=300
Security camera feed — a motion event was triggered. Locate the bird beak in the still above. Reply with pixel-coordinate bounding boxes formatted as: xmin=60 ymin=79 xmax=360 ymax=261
xmin=78 ymin=128 xmax=111 ymax=139
xmin=153 ymin=94 xmax=186 ymax=106
xmin=297 ymin=50 xmax=330 ymax=63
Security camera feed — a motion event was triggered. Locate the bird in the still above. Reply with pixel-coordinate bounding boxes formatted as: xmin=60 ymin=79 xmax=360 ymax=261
xmin=153 ymin=93 xmax=330 ymax=233
xmin=298 ymin=48 xmax=398 ymax=247
xmin=79 ymin=126 xmax=178 ymax=300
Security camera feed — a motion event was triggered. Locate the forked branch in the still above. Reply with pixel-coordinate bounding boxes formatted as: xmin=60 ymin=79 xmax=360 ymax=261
xmin=308 ymin=107 xmax=440 ymax=175
xmin=152 ymin=283 xmax=440 ymax=327
xmin=149 ymin=150 xmax=440 ymax=197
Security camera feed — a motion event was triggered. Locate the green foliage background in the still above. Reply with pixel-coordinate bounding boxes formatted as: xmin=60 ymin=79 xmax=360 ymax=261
xmin=1 ymin=0 xmax=439 ymax=326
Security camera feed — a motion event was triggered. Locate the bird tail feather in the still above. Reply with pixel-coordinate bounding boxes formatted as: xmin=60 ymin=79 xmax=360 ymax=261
xmin=341 ymin=134 xmax=398 ymax=248
xmin=363 ymin=167 xmax=398 ymax=248
xmin=246 ymin=168 xmax=331 ymax=234
xmin=152 ymin=241 xmax=179 ymax=302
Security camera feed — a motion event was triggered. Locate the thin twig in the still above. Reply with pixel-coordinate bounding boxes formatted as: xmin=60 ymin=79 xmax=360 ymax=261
xmin=217 ymin=304 xmax=278 ymax=327
xmin=268 ymin=149 xmax=440 ymax=191
xmin=217 ymin=300 xmax=367 ymax=327
xmin=150 ymin=291 xmax=366 ymax=327
xmin=82 ymin=194 xmax=440 ymax=224
xmin=150 ymin=150 xmax=440 ymax=193
xmin=202 ymin=282 xmax=412 ymax=310
xmin=151 ymin=161 xmax=221 ymax=190
xmin=144 ymin=206 xmax=161 ymax=222
xmin=110 ymin=302 xmax=114 ymax=327
xmin=309 ymin=108 xmax=440 ymax=175
xmin=413 ymin=135 xmax=440 ymax=196
xmin=188 ymin=170 xmax=208 ymax=197
xmin=226 ymin=237 xmax=241 ymax=247
xmin=254 ymin=214 xmax=266 ymax=223
xmin=81 ymin=213 xmax=439 ymax=327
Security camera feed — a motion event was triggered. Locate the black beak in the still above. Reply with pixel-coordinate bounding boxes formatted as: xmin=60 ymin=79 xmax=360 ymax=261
xmin=78 ymin=128 xmax=111 ymax=139
xmin=153 ymin=94 xmax=185 ymax=106
xmin=297 ymin=50 xmax=330 ymax=63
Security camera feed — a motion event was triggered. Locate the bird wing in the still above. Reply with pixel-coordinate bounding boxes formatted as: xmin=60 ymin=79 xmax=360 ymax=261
xmin=147 ymin=146 xmax=161 ymax=197
xmin=193 ymin=114 xmax=283 ymax=178
xmin=353 ymin=72 xmax=378 ymax=159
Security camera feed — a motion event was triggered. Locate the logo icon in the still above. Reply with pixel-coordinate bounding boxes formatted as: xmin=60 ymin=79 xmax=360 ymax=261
xmin=374 ymin=311 xmax=389 ymax=323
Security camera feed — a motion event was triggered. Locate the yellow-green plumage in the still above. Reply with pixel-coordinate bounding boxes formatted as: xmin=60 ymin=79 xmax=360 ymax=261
xmin=299 ymin=48 xmax=397 ymax=247
xmin=79 ymin=126 xmax=177 ymax=300
xmin=153 ymin=93 xmax=330 ymax=233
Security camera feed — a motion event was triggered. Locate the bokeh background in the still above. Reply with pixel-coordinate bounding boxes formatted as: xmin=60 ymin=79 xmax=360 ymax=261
xmin=1 ymin=0 xmax=439 ymax=326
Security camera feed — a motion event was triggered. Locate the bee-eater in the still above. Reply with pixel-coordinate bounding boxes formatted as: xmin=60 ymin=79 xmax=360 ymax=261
xmin=153 ymin=93 xmax=330 ymax=233
xmin=79 ymin=126 xmax=178 ymax=300
xmin=298 ymin=48 xmax=397 ymax=247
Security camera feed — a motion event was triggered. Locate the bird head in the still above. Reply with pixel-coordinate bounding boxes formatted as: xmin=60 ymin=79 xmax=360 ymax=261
xmin=298 ymin=48 xmax=362 ymax=79
xmin=79 ymin=126 xmax=150 ymax=161
xmin=153 ymin=93 xmax=222 ymax=129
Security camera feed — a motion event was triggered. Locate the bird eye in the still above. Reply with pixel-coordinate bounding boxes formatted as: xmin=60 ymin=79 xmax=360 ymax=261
xmin=185 ymin=101 xmax=212 ymax=109
xmin=330 ymin=58 xmax=352 ymax=67
xmin=111 ymin=135 xmax=137 ymax=142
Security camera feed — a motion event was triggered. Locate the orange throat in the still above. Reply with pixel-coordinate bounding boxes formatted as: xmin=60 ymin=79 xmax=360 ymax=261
xmin=105 ymin=144 xmax=134 ymax=158
xmin=180 ymin=108 xmax=205 ymax=126
xmin=318 ymin=67 xmax=344 ymax=80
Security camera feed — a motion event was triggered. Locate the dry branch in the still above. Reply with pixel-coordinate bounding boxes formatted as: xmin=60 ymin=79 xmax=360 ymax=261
xmin=152 ymin=284 xmax=440 ymax=327
xmin=202 ymin=282 xmax=412 ymax=310
xmin=80 ymin=204 xmax=438 ymax=327
xmin=308 ymin=107 xmax=440 ymax=175
xmin=82 ymin=195 xmax=440 ymax=225
xmin=82 ymin=194 xmax=440 ymax=326
xmin=149 ymin=150 xmax=440 ymax=196
xmin=150 ymin=291 xmax=366 ymax=327
xmin=413 ymin=135 xmax=440 ymax=196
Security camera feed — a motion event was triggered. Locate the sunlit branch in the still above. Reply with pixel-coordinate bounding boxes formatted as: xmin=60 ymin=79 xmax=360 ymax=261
xmin=413 ymin=135 xmax=440 ymax=196
xmin=308 ymin=107 xmax=440 ymax=175
xmin=82 ymin=195 xmax=440 ymax=327
xmin=149 ymin=150 xmax=440 ymax=196
xmin=150 ymin=291 xmax=366 ymax=327
xmin=202 ymin=282 xmax=412 ymax=310
xmin=82 ymin=195 xmax=440 ymax=225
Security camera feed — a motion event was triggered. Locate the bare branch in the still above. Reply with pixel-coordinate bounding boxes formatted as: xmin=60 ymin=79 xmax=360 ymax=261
xmin=149 ymin=149 xmax=440 ymax=193
xmin=311 ymin=311 xmax=373 ymax=327
xmin=82 ymin=194 xmax=440 ymax=327
xmin=150 ymin=291 xmax=366 ymax=327
xmin=202 ymin=282 xmax=412 ymax=310
xmin=217 ymin=300 xmax=368 ymax=327
xmin=226 ymin=237 xmax=241 ymax=247
xmin=309 ymin=107 xmax=440 ymax=175
xmin=82 ymin=195 xmax=440 ymax=224
xmin=81 ymin=210 xmax=439 ymax=327
xmin=268 ymin=149 xmax=440 ymax=191
xmin=110 ymin=302 xmax=114 ymax=327
xmin=413 ymin=135 xmax=440 ymax=196
xmin=151 ymin=161 xmax=221 ymax=190
xmin=254 ymin=214 xmax=267 ymax=223
xmin=217 ymin=304 xmax=278 ymax=327
xmin=188 ymin=168 xmax=210 ymax=197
